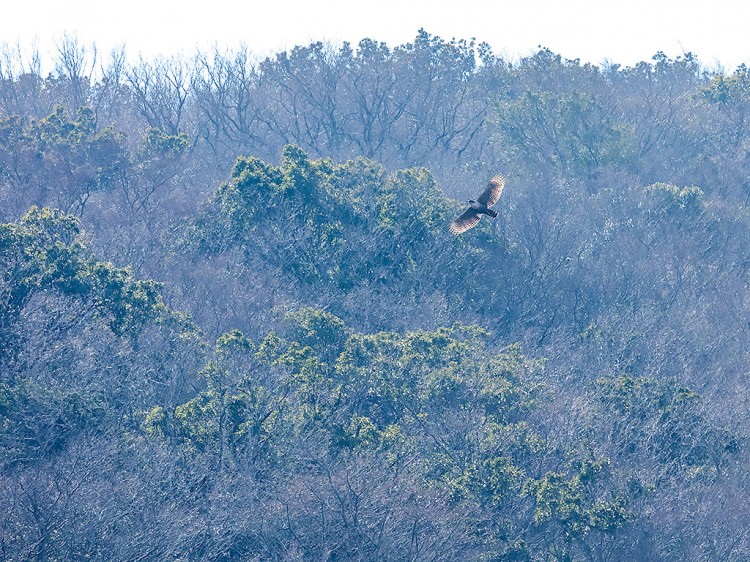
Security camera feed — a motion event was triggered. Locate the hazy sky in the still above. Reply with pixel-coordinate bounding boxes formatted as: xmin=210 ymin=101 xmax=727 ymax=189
xmin=2 ymin=0 xmax=749 ymax=70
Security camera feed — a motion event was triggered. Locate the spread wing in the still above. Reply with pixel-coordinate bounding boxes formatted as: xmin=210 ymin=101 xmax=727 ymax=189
xmin=476 ymin=174 xmax=506 ymax=208
xmin=449 ymin=208 xmax=482 ymax=235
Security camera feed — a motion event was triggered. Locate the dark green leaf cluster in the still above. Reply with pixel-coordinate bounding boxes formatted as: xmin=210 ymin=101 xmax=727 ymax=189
xmin=205 ymin=147 xmax=496 ymax=323
xmin=0 ymin=206 xmax=165 ymax=339
xmin=0 ymin=107 xmax=127 ymax=215
xmin=139 ymin=316 xmax=640 ymax=560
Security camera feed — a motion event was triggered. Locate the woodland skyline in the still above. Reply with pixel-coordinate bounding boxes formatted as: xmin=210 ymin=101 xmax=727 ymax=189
xmin=1 ymin=32 xmax=750 ymax=560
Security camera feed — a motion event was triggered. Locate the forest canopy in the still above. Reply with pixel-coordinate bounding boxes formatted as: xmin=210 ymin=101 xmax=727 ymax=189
xmin=1 ymin=32 xmax=749 ymax=560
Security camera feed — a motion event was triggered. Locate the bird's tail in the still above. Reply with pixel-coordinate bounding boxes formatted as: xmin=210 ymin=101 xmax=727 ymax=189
xmin=486 ymin=209 xmax=498 ymax=218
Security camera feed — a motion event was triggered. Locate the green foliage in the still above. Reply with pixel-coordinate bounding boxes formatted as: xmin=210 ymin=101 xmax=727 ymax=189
xmin=0 ymin=207 xmax=197 ymax=477
xmin=375 ymin=167 xmax=446 ymax=231
xmin=196 ymin=146 xmax=505 ymax=327
xmin=643 ymin=182 xmax=705 ymax=218
xmin=214 ymin=154 xmax=286 ymax=238
xmin=35 ymin=106 xmax=96 ymax=146
xmin=0 ymin=106 xmax=128 ymax=213
xmin=702 ymin=65 xmax=750 ymax=105
xmin=3 ymin=39 xmax=750 ymax=561
xmin=283 ymin=306 xmax=349 ymax=361
xmin=216 ymin=328 xmax=254 ymax=354
xmin=596 ymin=374 xmax=697 ymax=416
xmin=132 ymin=309 xmax=644 ymax=559
xmin=0 ymin=378 xmax=105 ymax=466
xmin=595 ymin=375 xmax=736 ymax=473
xmin=525 ymin=459 xmax=626 ymax=528
xmin=493 ymin=50 xmax=632 ymax=178
xmin=144 ymin=319 xmax=543 ymax=492
xmin=0 ymin=206 xmax=166 ymax=338
xmin=140 ymin=127 xmax=190 ymax=157
xmin=496 ymin=89 xmax=627 ymax=176
xmin=456 ymin=455 xmax=525 ymax=508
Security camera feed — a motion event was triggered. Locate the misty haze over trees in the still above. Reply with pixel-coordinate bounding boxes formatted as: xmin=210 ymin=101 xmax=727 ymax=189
xmin=1 ymin=30 xmax=750 ymax=560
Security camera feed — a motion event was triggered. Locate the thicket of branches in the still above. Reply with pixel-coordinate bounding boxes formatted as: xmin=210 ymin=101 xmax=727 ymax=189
xmin=1 ymin=32 xmax=750 ymax=560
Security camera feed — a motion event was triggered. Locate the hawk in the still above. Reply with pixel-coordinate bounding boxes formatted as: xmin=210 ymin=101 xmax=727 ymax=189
xmin=449 ymin=174 xmax=506 ymax=235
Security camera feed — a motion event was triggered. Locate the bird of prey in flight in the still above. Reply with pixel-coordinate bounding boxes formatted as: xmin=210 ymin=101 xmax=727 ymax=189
xmin=449 ymin=174 xmax=506 ymax=235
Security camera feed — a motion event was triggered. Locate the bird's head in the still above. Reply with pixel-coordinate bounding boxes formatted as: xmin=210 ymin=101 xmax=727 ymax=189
xmin=468 ymin=199 xmax=475 ymax=204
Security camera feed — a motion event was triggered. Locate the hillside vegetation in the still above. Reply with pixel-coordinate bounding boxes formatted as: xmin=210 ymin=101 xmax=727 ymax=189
xmin=1 ymin=33 xmax=749 ymax=560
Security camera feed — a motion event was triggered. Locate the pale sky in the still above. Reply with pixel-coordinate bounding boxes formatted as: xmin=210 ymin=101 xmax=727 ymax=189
xmin=2 ymin=0 xmax=749 ymax=71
